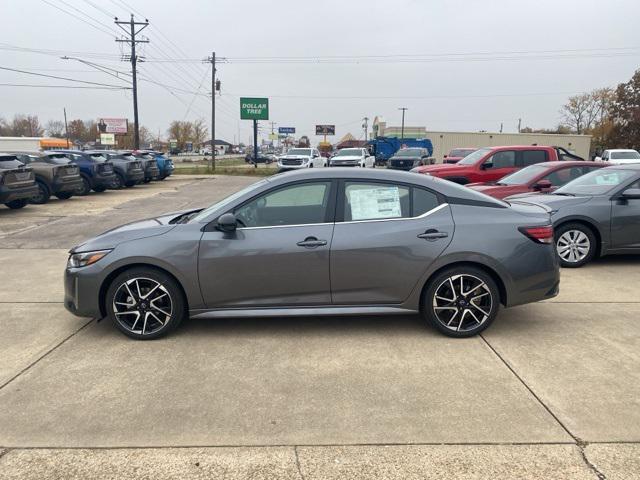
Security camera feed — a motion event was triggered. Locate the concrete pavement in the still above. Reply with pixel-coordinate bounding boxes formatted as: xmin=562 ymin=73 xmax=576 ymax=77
xmin=0 ymin=175 xmax=638 ymax=478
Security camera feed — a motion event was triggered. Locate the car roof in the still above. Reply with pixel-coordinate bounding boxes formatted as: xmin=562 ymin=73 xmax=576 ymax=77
xmin=540 ymin=161 xmax=605 ymax=168
xmin=605 ymin=148 xmax=638 ymax=152
xmin=3 ymin=151 xmax=43 ymax=156
xmin=266 ymin=168 xmax=507 ymax=206
xmin=604 ymin=163 xmax=640 ymax=171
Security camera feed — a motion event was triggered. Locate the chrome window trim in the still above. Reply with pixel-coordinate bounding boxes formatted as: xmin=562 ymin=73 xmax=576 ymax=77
xmin=235 ymin=203 xmax=448 ymax=231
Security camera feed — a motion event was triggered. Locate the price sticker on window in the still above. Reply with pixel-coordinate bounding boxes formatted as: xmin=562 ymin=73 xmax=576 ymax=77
xmin=349 ymin=186 xmax=402 ymax=220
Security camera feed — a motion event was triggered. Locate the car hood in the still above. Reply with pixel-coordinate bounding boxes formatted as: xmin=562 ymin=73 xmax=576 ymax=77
xmin=281 ymin=155 xmax=309 ymax=159
xmin=331 ymin=156 xmax=361 ymax=161
xmin=412 ymin=163 xmax=464 ymax=174
xmin=505 ymin=193 xmax=592 ymax=210
xmin=70 ymin=208 xmax=201 ymax=253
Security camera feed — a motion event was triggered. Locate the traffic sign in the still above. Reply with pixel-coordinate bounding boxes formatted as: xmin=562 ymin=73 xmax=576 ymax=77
xmin=240 ymin=97 xmax=269 ymax=120
xmin=279 ymin=127 xmax=295 ymax=134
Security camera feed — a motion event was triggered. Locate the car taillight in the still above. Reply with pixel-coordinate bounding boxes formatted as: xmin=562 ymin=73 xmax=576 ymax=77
xmin=519 ymin=225 xmax=554 ymax=244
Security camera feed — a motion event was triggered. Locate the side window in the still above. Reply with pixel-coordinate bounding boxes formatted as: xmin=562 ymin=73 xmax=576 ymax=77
xmin=521 ymin=150 xmax=548 ymax=167
xmin=413 ymin=188 xmax=439 ymax=216
xmin=602 ymin=151 xmax=609 ymax=160
xmin=235 ymin=182 xmax=331 ymax=228
xmin=542 ymin=167 xmax=584 ymax=186
xmin=344 ymin=182 xmax=410 ymax=221
xmin=487 ymin=150 xmax=516 ymax=168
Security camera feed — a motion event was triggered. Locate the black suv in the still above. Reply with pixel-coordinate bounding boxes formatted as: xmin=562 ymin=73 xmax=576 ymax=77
xmin=89 ymin=151 xmax=145 ymax=188
xmin=117 ymin=151 xmax=159 ymax=183
xmin=0 ymin=153 xmax=38 ymax=209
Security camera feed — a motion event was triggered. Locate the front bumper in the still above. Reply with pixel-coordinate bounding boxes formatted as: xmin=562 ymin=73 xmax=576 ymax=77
xmin=330 ymin=161 xmax=360 ymax=167
xmin=0 ymin=183 xmax=39 ymax=203
xmin=64 ymin=262 xmax=105 ymax=318
xmin=277 ymin=162 xmax=309 ymax=170
xmin=388 ymin=162 xmax=420 ymax=171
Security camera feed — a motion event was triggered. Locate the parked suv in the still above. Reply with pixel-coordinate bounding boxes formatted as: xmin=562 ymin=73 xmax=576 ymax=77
xmin=596 ymin=149 xmax=640 ymax=165
xmin=11 ymin=152 xmax=82 ymax=204
xmin=96 ymin=151 xmax=145 ymax=188
xmin=329 ymin=148 xmax=375 ymax=167
xmin=0 ymin=153 xmax=38 ymax=209
xmin=137 ymin=150 xmax=173 ymax=179
xmin=50 ymin=150 xmax=116 ymax=195
xmin=387 ymin=147 xmax=433 ymax=171
xmin=277 ymin=148 xmax=325 ymax=171
xmin=125 ymin=151 xmax=159 ymax=182
xmin=411 ymin=146 xmax=583 ymax=184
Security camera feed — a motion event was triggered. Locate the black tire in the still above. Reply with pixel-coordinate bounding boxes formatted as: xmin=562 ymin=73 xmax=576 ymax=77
xmin=124 ymin=181 xmax=136 ymax=188
xmin=112 ymin=173 xmax=125 ymax=190
xmin=105 ymin=267 xmax=186 ymax=340
xmin=93 ymin=185 xmax=107 ymax=193
xmin=77 ymin=176 xmax=91 ymax=196
xmin=143 ymin=178 xmax=151 ymax=184
xmin=55 ymin=191 xmax=73 ymax=200
xmin=422 ymin=266 xmax=500 ymax=338
xmin=30 ymin=180 xmax=50 ymax=204
xmin=5 ymin=199 xmax=28 ymax=209
xmin=555 ymin=222 xmax=596 ymax=268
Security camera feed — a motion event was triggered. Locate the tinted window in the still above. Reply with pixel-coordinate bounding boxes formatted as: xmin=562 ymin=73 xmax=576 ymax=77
xmin=344 ymin=182 xmax=410 ymax=221
xmin=611 ymin=151 xmax=640 ymax=160
xmin=487 ymin=151 xmax=516 ymax=168
xmin=413 ymin=188 xmax=439 ymax=215
xmin=235 ymin=182 xmax=331 ymax=228
xmin=521 ymin=150 xmax=548 ymax=167
xmin=542 ymin=166 xmax=586 ymax=186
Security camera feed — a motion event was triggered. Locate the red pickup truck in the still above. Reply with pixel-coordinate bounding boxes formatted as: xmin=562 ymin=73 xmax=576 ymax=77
xmin=411 ymin=145 xmax=583 ymax=184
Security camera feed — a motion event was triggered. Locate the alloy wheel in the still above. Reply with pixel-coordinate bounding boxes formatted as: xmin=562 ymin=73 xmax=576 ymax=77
xmin=556 ymin=230 xmax=590 ymax=264
xmin=112 ymin=277 xmax=173 ymax=336
xmin=432 ymin=274 xmax=493 ymax=333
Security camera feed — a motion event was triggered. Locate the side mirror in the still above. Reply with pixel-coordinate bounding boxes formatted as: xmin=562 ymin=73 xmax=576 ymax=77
xmin=443 ymin=154 xmax=448 ymax=158
xmin=594 ymin=156 xmax=603 ymax=162
xmin=621 ymin=188 xmax=640 ymax=200
xmin=217 ymin=212 xmax=238 ymax=232
xmin=481 ymin=161 xmax=493 ymax=170
xmin=533 ymin=179 xmax=553 ymax=191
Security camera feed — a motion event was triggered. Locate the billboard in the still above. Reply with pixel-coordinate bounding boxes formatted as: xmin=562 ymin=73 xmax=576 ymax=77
xmin=240 ymin=98 xmax=269 ymax=120
xmin=100 ymin=133 xmax=115 ymax=145
xmin=315 ymin=124 xmax=335 ymax=136
xmin=97 ymin=118 xmax=128 ymax=134
xmin=278 ymin=127 xmax=295 ymax=134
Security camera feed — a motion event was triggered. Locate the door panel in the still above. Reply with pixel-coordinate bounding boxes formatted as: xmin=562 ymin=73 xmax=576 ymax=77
xmin=611 ymin=184 xmax=640 ymax=249
xmin=198 ymin=224 xmax=334 ymax=307
xmin=330 ymin=206 xmax=454 ymax=304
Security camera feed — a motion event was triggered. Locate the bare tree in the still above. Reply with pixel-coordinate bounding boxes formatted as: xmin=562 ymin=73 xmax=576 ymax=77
xmin=45 ymin=120 xmax=66 ymax=138
xmin=9 ymin=114 xmax=44 ymax=136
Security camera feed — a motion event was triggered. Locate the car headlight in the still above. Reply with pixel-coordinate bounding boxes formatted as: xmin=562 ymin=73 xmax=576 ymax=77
xmin=67 ymin=249 xmax=112 ymax=268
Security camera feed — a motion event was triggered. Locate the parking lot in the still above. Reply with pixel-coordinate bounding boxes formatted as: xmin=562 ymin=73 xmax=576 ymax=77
xmin=0 ymin=175 xmax=639 ymax=479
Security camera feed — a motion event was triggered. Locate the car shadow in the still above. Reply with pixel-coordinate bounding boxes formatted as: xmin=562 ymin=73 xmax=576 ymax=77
xmin=587 ymin=254 xmax=640 ymax=267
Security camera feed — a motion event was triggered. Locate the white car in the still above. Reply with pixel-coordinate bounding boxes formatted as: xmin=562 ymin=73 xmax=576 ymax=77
xmin=277 ymin=148 xmax=325 ymax=171
xmin=329 ymin=148 xmax=375 ymax=168
xmin=596 ymin=149 xmax=640 ymax=165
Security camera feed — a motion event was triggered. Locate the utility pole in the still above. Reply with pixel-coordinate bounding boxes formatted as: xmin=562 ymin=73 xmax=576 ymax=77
xmin=115 ymin=14 xmax=149 ymax=150
xmin=398 ymin=107 xmax=408 ymax=140
xmin=500 ymin=122 xmax=503 ymax=133
xmin=518 ymin=118 xmax=522 ymax=133
xmin=204 ymin=52 xmax=222 ymax=169
xmin=63 ymin=107 xmax=70 ymax=148
xmin=362 ymin=117 xmax=369 ymax=141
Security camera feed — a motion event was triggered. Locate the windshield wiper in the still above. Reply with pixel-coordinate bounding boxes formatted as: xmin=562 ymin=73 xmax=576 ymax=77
xmin=553 ymin=192 xmax=575 ymax=196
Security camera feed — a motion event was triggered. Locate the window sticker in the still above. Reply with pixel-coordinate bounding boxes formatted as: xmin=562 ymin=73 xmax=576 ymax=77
xmin=349 ymin=186 xmax=402 ymax=220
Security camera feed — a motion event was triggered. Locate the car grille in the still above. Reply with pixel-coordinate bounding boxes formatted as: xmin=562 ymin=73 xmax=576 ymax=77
xmin=281 ymin=159 xmax=303 ymax=165
xmin=390 ymin=160 xmax=414 ymax=168
xmin=2 ymin=169 xmax=34 ymax=187
xmin=99 ymin=163 xmax=113 ymax=174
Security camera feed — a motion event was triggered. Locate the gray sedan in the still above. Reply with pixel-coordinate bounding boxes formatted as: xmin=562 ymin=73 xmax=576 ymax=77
xmin=507 ymin=164 xmax=640 ymax=267
xmin=64 ymin=169 xmax=559 ymax=339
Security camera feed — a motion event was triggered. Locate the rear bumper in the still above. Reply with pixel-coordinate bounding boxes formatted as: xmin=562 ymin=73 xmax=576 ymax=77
xmin=0 ymin=183 xmax=39 ymax=203
xmin=52 ymin=177 xmax=83 ymax=194
xmin=91 ymin=173 xmax=116 ymax=188
xmin=125 ymin=170 xmax=145 ymax=183
xmin=145 ymin=166 xmax=160 ymax=180
xmin=505 ymin=246 xmax=560 ymax=308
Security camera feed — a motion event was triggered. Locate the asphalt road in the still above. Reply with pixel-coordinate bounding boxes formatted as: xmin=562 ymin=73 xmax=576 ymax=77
xmin=0 ymin=175 xmax=638 ymax=479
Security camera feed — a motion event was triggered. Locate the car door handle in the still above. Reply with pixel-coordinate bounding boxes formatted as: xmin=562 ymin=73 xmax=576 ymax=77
xmin=417 ymin=229 xmax=448 ymax=240
xmin=296 ymin=237 xmax=327 ymax=248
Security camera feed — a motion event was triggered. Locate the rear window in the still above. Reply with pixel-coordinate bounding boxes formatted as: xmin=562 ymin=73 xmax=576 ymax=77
xmin=0 ymin=155 xmax=19 ymax=162
xmin=611 ymin=151 xmax=640 ymax=160
xmin=521 ymin=150 xmax=548 ymax=167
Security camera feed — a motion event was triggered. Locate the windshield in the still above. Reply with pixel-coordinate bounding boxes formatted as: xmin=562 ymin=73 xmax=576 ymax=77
xmin=189 ymin=179 xmax=270 ymax=223
xmin=395 ymin=148 xmax=422 ymax=157
xmin=287 ymin=149 xmax=311 ymax=156
xmin=449 ymin=149 xmax=475 ymax=157
xmin=457 ymin=147 xmax=491 ymax=165
xmin=335 ymin=149 xmax=361 ymax=157
xmin=498 ymin=164 xmax=548 ymax=185
xmin=611 ymin=151 xmax=640 ymax=160
xmin=555 ymin=169 xmax=637 ymax=195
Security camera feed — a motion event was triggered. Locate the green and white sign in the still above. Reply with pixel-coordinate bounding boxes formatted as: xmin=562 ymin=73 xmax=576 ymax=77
xmin=240 ymin=97 xmax=269 ymax=120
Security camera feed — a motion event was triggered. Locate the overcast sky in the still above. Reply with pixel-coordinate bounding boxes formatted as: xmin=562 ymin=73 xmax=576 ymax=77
xmin=2 ymin=0 xmax=639 ymax=144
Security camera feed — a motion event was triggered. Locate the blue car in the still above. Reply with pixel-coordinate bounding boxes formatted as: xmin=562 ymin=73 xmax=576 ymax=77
xmin=136 ymin=150 xmax=174 ymax=180
xmin=46 ymin=150 xmax=115 ymax=195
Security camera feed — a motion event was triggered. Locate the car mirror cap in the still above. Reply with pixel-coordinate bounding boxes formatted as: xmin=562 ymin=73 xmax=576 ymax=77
xmin=217 ymin=212 xmax=238 ymax=232
xmin=621 ymin=188 xmax=640 ymax=200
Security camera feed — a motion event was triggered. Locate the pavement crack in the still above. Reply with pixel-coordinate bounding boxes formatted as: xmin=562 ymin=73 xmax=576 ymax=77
xmin=576 ymin=440 xmax=606 ymax=480
xmin=294 ymin=446 xmax=307 ymax=480
xmin=0 ymin=448 xmax=11 ymax=461
xmin=0 ymin=319 xmax=93 ymax=392
xmin=480 ymin=334 xmax=577 ymax=441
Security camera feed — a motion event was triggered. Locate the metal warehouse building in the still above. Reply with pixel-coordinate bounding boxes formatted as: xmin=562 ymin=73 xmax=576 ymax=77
xmin=425 ymin=131 xmax=592 ymax=162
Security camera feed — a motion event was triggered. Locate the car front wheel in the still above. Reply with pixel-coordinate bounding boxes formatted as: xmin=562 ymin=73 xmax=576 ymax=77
xmin=555 ymin=223 xmax=596 ymax=268
xmin=106 ymin=267 xmax=186 ymax=340
xmin=423 ymin=267 xmax=499 ymax=337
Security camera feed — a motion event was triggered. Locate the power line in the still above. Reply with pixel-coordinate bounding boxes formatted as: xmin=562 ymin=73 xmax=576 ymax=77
xmin=39 ymin=0 xmax=116 ymax=38
xmin=0 ymin=83 xmax=127 ymax=90
xmin=0 ymin=66 xmax=131 ymax=88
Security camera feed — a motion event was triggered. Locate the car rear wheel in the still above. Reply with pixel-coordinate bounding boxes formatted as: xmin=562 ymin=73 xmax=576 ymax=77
xmin=55 ymin=192 xmax=73 ymax=200
xmin=5 ymin=199 xmax=28 ymax=209
xmin=423 ymin=267 xmax=499 ymax=337
xmin=555 ymin=223 xmax=596 ymax=268
xmin=30 ymin=180 xmax=50 ymax=204
xmin=77 ymin=176 xmax=91 ymax=195
xmin=106 ymin=268 xmax=186 ymax=340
